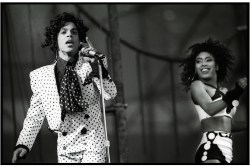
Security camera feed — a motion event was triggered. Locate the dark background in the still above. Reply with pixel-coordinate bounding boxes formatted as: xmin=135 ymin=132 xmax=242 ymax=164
xmin=1 ymin=3 xmax=249 ymax=163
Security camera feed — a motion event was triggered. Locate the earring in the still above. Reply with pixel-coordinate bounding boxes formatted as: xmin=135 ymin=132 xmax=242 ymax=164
xmin=53 ymin=49 xmax=59 ymax=64
xmin=56 ymin=50 xmax=59 ymax=60
xmin=188 ymin=73 xmax=196 ymax=82
xmin=216 ymin=65 xmax=219 ymax=71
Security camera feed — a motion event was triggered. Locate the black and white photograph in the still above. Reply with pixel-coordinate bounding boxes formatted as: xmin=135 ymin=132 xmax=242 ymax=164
xmin=1 ymin=2 xmax=249 ymax=164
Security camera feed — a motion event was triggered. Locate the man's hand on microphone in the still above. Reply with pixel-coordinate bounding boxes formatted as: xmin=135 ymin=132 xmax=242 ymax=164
xmin=81 ymin=56 xmax=96 ymax=63
xmin=79 ymin=37 xmax=109 ymax=79
xmin=79 ymin=37 xmax=97 ymax=63
xmin=79 ymin=46 xmax=96 ymax=63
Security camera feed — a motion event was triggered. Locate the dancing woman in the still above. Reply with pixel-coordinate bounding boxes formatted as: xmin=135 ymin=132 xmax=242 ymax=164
xmin=180 ymin=38 xmax=247 ymax=163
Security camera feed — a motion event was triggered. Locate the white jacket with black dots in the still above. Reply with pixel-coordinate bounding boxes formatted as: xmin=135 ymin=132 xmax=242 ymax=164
xmin=15 ymin=56 xmax=117 ymax=155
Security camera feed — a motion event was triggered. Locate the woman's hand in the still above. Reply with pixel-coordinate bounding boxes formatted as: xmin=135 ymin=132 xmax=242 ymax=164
xmin=237 ymin=77 xmax=247 ymax=89
xmin=191 ymin=80 xmax=228 ymax=116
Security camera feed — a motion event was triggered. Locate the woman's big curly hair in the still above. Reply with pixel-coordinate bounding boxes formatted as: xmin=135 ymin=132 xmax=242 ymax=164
xmin=42 ymin=12 xmax=89 ymax=53
xmin=180 ymin=38 xmax=234 ymax=91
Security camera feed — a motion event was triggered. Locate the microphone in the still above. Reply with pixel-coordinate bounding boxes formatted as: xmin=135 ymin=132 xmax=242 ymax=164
xmin=86 ymin=50 xmax=105 ymax=60
xmin=80 ymin=46 xmax=105 ymax=60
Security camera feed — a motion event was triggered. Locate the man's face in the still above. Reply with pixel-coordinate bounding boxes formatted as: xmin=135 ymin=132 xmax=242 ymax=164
xmin=57 ymin=22 xmax=80 ymax=56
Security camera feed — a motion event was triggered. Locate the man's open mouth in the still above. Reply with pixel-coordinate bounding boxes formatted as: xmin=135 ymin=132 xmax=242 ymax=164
xmin=66 ymin=40 xmax=74 ymax=45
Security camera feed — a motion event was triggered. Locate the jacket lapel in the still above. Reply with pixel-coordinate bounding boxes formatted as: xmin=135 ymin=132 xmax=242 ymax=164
xmin=41 ymin=62 xmax=62 ymax=129
xmin=45 ymin=62 xmax=59 ymax=95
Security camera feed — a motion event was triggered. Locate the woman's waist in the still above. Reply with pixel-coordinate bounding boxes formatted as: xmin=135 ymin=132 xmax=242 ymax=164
xmin=198 ymin=131 xmax=233 ymax=149
xmin=201 ymin=116 xmax=232 ymax=133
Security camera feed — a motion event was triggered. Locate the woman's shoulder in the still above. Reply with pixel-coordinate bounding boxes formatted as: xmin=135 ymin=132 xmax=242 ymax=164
xmin=191 ymin=80 xmax=204 ymax=89
xmin=190 ymin=80 xmax=206 ymax=98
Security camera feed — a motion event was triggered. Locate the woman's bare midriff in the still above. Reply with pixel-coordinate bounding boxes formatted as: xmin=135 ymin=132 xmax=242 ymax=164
xmin=201 ymin=116 xmax=232 ymax=133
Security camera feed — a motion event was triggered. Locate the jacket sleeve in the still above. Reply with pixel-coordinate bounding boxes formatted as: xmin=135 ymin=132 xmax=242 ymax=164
xmin=15 ymin=71 xmax=46 ymax=152
xmin=92 ymin=57 xmax=117 ymax=100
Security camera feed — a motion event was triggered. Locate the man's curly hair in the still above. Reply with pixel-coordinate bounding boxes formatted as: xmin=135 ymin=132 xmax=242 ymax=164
xmin=180 ymin=38 xmax=234 ymax=91
xmin=42 ymin=12 xmax=89 ymax=53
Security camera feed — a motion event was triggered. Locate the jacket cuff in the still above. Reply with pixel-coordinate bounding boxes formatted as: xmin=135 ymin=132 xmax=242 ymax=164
xmin=14 ymin=144 xmax=30 ymax=155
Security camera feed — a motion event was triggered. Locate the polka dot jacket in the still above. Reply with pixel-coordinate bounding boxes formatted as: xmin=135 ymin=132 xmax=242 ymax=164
xmin=15 ymin=56 xmax=117 ymax=155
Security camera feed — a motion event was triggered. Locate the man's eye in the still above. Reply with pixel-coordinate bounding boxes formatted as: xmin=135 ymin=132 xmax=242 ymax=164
xmin=72 ymin=31 xmax=78 ymax=35
xmin=60 ymin=31 xmax=66 ymax=34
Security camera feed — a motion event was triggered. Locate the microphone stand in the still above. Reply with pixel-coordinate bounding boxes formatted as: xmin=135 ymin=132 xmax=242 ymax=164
xmin=97 ymin=58 xmax=111 ymax=163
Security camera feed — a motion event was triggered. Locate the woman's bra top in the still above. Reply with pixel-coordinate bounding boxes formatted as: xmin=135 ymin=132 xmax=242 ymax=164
xmin=192 ymin=83 xmax=237 ymax=121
